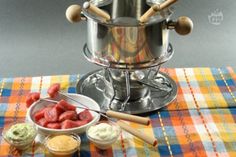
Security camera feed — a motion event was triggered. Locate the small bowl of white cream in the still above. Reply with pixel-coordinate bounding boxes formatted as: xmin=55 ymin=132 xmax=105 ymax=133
xmin=86 ymin=121 xmax=121 ymax=150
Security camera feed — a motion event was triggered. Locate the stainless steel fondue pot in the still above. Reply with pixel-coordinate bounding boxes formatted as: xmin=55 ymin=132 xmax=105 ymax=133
xmin=65 ymin=0 xmax=193 ymax=114
xmin=66 ymin=0 xmax=193 ymax=69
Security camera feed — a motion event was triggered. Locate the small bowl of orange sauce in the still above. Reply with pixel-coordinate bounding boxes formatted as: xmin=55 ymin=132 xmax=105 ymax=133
xmin=44 ymin=134 xmax=81 ymax=157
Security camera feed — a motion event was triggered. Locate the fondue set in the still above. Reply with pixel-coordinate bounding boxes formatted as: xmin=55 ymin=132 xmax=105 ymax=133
xmin=1 ymin=1 xmax=194 ymax=155
xmin=66 ymin=0 xmax=193 ymax=114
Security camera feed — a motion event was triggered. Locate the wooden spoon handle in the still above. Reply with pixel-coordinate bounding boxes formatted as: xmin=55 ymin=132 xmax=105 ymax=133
xmin=139 ymin=0 xmax=177 ymax=23
xmin=106 ymin=110 xmax=150 ymax=125
xmin=117 ymin=120 xmax=157 ymax=146
xmin=83 ymin=2 xmax=110 ymax=21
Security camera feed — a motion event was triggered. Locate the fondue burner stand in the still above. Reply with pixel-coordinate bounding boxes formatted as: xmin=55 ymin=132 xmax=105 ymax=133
xmin=66 ymin=0 xmax=193 ymax=114
xmin=77 ymin=44 xmax=177 ymax=114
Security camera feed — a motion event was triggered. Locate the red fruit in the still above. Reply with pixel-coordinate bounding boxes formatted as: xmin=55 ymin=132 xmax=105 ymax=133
xmin=61 ymin=120 xmax=79 ymax=129
xmin=58 ymin=100 xmax=76 ymax=111
xmin=34 ymin=108 xmax=46 ymax=121
xmin=26 ymin=97 xmax=34 ymax=108
xmin=47 ymin=83 xmax=60 ymax=98
xmin=47 ymin=123 xmax=61 ymax=129
xmin=44 ymin=107 xmax=59 ymax=122
xmin=26 ymin=92 xmax=41 ymax=108
xmin=59 ymin=111 xmax=77 ymax=122
xmin=31 ymin=92 xmax=40 ymax=101
xmin=75 ymin=120 xmax=88 ymax=127
xmin=37 ymin=118 xmax=49 ymax=127
xmin=34 ymin=106 xmax=53 ymax=121
xmin=78 ymin=109 xmax=93 ymax=123
xmin=54 ymin=103 xmax=66 ymax=114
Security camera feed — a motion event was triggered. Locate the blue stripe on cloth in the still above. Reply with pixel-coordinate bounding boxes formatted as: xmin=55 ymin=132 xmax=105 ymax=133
xmin=221 ymin=93 xmax=235 ymax=106
xmin=149 ymin=113 xmax=158 ymax=119
xmin=211 ymin=68 xmax=219 ymax=75
xmin=0 ymin=117 xmax=5 ymax=127
xmin=126 ymin=147 xmax=137 ymax=157
xmin=0 ymin=103 xmax=8 ymax=117
xmin=164 ymin=126 xmax=177 ymax=136
xmin=215 ymin=141 xmax=228 ymax=153
xmin=170 ymin=144 xmax=182 ymax=155
xmin=188 ymin=109 xmax=199 ymax=116
xmin=158 ymin=145 xmax=171 ymax=156
xmin=68 ymin=87 xmax=76 ymax=93
xmin=41 ymin=89 xmax=48 ymax=95
xmin=226 ymin=79 xmax=235 ymax=86
xmin=188 ymin=81 xmax=199 ymax=87
xmin=178 ymin=81 xmax=188 ymax=87
xmin=222 ymin=93 xmax=233 ymax=99
xmin=229 ymin=108 xmax=236 ymax=115
xmin=219 ymin=67 xmax=231 ymax=75
xmin=216 ymin=80 xmax=225 ymax=86
xmin=4 ymin=78 xmax=14 ymax=83
xmin=112 ymin=148 xmax=124 ymax=157
xmin=160 ymin=111 xmax=170 ymax=118
xmin=201 ymin=141 xmax=215 ymax=153
xmin=2 ymin=89 xmax=11 ymax=96
xmin=80 ymin=133 xmax=91 ymax=157
xmin=153 ymin=127 xmax=165 ymax=139
xmin=68 ymin=75 xmax=78 ymax=93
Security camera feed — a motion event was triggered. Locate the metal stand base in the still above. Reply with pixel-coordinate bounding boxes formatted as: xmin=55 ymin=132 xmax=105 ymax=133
xmin=76 ymin=69 xmax=177 ymax=114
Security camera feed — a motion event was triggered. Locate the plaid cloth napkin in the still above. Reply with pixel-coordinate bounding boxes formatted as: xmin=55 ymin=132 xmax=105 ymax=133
xmin=0 ymin=67 xmax=235 ymax=157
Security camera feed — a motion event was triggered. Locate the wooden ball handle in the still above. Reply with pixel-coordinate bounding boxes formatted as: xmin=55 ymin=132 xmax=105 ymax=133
xmin=172 ymin=16 xmax=193 ymax=35
xmin=66 ymin=5 xmax=83 ymax=23
xmin=83 ymin=2 xmax=110 ymax=21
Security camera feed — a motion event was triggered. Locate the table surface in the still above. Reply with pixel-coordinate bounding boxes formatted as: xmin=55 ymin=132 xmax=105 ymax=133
xmin=0 ymin=67 xmax=236 ymax=157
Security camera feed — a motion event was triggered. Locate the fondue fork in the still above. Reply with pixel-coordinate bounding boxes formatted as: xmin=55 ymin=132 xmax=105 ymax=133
xmin=39 ymin=97 xmax=150 ymax=126
xmin=40 ymin=98 xmax=157 ymax=147
xmin=139 ymin=0 xmax=177 ymax=23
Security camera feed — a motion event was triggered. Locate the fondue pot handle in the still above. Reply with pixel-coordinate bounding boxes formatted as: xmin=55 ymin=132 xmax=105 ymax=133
xmin=167 ymin=16 xmax=193 ymax=35
xmin=139 ymin=0 xmax=177 ymax=23
xmin=83 ymin=2 xmax=111 ymax=21
xmin=66 ymin=5 xmax=85 ymax=23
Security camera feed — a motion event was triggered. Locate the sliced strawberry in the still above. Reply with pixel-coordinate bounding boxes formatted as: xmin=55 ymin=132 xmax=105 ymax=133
xmin=75 ymin=120 xmax=88 ymax=127
xmin=61 ymin=120 xmax=79 ymax=129
xmin=46 ymin=123 xmax=61 ymax=129
xmin=37 ymin=118 xmax=49 ymax=127
xmin=58 ymin=100 xmax=76 ymax=111
xmin=59 ymin=111 xmax=77 ymax=122
xmin=78 ymin=109 xmax=93 ymax=123
xmin=47 ymin=83 xmax=60 ymax=98
xmin=44 ymin=107 xmax=59 ymax=122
